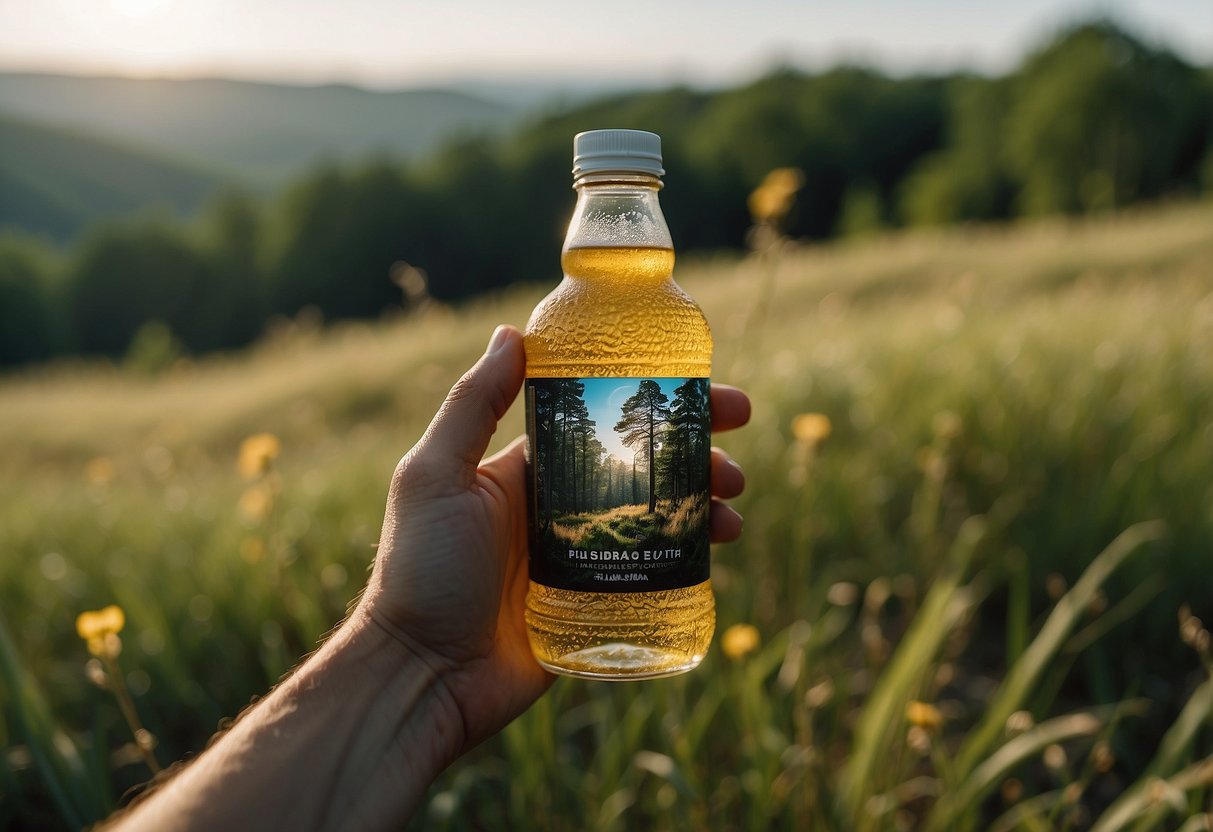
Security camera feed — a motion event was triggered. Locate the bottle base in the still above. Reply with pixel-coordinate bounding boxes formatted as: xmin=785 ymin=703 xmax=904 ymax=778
xmin=536 ymin=644 xmax=705 ymax=681
xmin=525 ymin=580 xmax=715 ymax=681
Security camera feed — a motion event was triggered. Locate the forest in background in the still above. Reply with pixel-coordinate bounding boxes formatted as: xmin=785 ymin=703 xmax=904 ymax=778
xmin=1 ymin=19 xmax=1210 ymax=367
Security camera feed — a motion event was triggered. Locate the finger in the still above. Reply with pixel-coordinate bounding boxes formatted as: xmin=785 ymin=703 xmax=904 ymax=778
xmin=709 ymin=499 xmax=743 ymax=543
xmin=711 ymin=384 xmax=751 ymax=433
xmin=482 ymin=434 xmax=527 ymax=471
xmin=412 ymin=326 xmax=525 ymax=490
xmin=710 ymin=448 xmax=745 ymax=499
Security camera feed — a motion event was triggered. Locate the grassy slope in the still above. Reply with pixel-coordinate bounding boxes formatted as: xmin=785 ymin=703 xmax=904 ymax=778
xmin=0 ymin=114 xmax=223 ymax=242
xmin=1 ymin=201 xmax=1212 ymax=829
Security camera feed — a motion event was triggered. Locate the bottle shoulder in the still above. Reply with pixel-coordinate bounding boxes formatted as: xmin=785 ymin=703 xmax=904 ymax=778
xmin=525 ymin=277 xmax=712 ymax=378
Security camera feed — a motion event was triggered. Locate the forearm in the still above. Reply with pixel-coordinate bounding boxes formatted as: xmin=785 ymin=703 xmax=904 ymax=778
xmin=114 ymin=610 xmax=464 ymax=832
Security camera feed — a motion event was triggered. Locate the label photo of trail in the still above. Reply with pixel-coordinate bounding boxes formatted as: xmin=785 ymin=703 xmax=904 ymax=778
xmin=526 ymin=377 xmax=711 ymax=591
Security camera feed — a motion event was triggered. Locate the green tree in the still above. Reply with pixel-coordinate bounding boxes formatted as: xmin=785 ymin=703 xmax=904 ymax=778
xmin=658 ymin=378 xmax=710 ymax=500
xmin=67 ymin=215 xmax=264 ymax=356
xmin=269 ymin=161 xmax=428 ymax=319
xmin=533 ymin=379 xmax=593 ymax=517
xmin=615 ymin=380 xmax=672 ymax=514
xmin=201 ymin=189 xmax=266 ymax=345
xmin=0 ymin=234 xmax=61 ymax=365
xmin=1006 ymin=21 xmax=1210 ymax=215
xmin=207 ymin=190 xmax=261 ymax=269
xmin=67 ymin=221 xmax=217 ymax=355
xmin=567 ymin=395 xmax=595 ymax=515
xmin=900 ymin=77 xmax=1016 ymax=226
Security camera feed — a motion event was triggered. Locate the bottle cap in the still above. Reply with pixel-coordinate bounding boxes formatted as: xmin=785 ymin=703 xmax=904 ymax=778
xmin=572 ymin=129 xmax=664 ymax=178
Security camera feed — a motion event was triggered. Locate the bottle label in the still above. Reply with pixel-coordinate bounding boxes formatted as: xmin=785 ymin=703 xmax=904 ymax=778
xmin=525 ymin=376 xmax=711 ymax=592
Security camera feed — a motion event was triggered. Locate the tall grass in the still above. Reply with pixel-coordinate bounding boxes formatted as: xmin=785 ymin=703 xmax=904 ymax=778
xmin=1 ymin=201 xmax=1212 ymax=829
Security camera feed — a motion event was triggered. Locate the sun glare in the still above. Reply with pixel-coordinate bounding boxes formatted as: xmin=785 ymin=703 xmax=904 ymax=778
xmin=108 ymin=0 xmax=173 ymax=18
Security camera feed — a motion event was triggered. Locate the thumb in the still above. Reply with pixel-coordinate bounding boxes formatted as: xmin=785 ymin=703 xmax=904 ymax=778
xmin=410 ymin=325 xmax=525 ymax=491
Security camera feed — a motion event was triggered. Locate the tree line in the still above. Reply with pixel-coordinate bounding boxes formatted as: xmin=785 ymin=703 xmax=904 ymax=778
xmin=2 ymin=19 xmax=1210 ymax=366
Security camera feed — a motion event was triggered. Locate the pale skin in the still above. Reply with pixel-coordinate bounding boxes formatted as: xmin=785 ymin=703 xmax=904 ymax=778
xmin=110 ymin=325 xmax=750 ymax=831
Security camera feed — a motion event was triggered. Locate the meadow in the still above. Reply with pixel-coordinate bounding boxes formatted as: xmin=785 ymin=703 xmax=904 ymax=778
xmin=549 ymin=496 xmax=709 ymax=550
xmin=2 ymin=200 xmax=1212 ymax=830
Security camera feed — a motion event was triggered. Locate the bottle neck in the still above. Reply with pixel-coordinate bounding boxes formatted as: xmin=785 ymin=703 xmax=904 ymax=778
xmin=562 ymin=174 xmax=673 ymax=254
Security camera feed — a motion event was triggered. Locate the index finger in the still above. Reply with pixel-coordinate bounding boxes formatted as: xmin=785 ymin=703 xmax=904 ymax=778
xmin=711 ymin=384 xmax=751 ymax=433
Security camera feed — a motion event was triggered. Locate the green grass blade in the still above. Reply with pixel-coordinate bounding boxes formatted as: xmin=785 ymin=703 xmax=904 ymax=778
xmin=1176 ymin=813 xmax=1213 ymax=832
xmin=1092 ymin=755 xmax=1213 ymax=832
xmin=951 ymin=521 xmax=1165 ymax=777
xmin=1062 ymin=573 xmax=1167 ymax=656
xmin=837 ymin=516 xmax=986 ymax=817
xmin=1005 ymin=549 xmax=1030 ymax=667
xmin=927 ymin=700 xmax=1149 ymax=830
xmin=1091 ymin=677 xmax=1213 ymax=832
xmin=1141 ymin=676 xmax=1213 ymax=778
xmin=0 ymin=610 xmax=110 ymax=827
xmin=988 ymin=789 xmax=1067 ymax=832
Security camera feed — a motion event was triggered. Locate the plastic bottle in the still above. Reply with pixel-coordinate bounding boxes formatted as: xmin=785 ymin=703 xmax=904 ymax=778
xmin=524 ymin=129 xmax=714 ymax=679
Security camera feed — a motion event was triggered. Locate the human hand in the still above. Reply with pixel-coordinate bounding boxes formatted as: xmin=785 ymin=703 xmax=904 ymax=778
xmin=361 ymin=324 xmax=751 ymax=754
xmin=112 ymin=325 xmax=749 ymax=832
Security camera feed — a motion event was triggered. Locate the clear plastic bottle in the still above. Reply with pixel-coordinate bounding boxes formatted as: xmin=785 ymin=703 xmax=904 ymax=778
xmin=523 ymin=129 xmax=714 ymax=679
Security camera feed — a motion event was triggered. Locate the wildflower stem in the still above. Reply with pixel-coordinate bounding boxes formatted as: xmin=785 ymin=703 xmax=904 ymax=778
xmin=101 ymin=654 xmax=161 ymax=775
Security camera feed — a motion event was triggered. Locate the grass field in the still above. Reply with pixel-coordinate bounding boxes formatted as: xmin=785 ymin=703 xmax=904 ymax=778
xmin=2 ymin=201 xmax=1213 ymax=830
xmin=550 ymin=496 xmax=708 ymax=549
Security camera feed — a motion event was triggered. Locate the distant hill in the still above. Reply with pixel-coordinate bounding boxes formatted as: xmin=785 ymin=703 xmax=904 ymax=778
xmin=0 ymin=115 xmax=222 ymax=242
xmin=0 ymin=73 xmax=522 ymax=186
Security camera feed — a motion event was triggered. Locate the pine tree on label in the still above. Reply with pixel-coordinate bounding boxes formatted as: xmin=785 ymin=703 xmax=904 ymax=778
xmin=659 ymin=378 xmax=710 ymax=501
xmin=614 ymin=380 xmax=672 ymax=514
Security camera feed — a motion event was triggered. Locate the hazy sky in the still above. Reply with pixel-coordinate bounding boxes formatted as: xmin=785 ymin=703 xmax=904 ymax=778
xmin=0 ymin=0 xmax=1209 ymax=88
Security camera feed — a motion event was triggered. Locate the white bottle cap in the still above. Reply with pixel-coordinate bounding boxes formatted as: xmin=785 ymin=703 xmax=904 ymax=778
xmin=572 ymin=129 xmax=665 ymax=178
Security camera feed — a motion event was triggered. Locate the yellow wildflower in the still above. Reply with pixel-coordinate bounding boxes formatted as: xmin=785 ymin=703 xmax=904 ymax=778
xmin=748 ymin=167 xmax=804 ymax=224
xmin=239 ymin=485 xmax=273 ymax=522
xmin=238 ymin=433 xmax=281 ymax=480
xmin=77 ymin=605 xmax=124 ymax=640
xmin=240 ymin=537 xmax=267 ymax=563
xmin=84 ymin=457 xmax=116 ymax=486
xmin=792 ymin=413 xmax=832 ymax=446
xmin=905 ymin=700 xmax=943 ymax=733
xmin=76 ymin=605 xmax=125 ymax=659
xmin=721 ymin=623 xmax=761 ymax=660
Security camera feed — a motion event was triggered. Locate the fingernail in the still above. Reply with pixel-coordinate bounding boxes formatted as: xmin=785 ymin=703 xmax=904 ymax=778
xmin=486 ymin=325 xmax=512 ymax=355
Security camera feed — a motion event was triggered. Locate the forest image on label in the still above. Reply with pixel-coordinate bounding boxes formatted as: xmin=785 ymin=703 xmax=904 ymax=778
xmin=527 ymin=377 xmax=711 ymax=575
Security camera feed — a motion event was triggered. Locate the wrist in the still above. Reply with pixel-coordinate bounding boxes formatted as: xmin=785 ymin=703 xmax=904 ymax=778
xmin=339 ymin=606 xmax=468 ymax=763
xmin=315 ymin=609 xmax=468 ymax=815
xmin=120 ymin=610 xmax=466 ymax=832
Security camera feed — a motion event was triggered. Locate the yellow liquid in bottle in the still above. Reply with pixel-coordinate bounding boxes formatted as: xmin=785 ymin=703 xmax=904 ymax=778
xmin=524 ymin=246 xmax=715 ymax=679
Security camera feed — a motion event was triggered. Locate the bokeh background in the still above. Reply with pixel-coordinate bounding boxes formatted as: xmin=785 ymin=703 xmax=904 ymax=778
xmin=1 ymin=1 xmax=1212 ymax=829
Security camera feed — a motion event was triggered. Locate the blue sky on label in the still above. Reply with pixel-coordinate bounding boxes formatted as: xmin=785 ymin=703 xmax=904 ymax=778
xmin=581 ymin=378 xmax=686 ymax=464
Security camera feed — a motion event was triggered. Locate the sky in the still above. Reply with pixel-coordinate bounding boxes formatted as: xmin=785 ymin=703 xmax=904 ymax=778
xmin=0 ymin=0 xmax=1210 ymax=89
xmin=581 ymin=378 xmax=686 ymax=464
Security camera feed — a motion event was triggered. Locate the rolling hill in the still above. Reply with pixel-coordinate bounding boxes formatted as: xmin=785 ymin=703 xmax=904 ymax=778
xmin=0 ymin=73 xmax=522 ymax=186
xmin=0 ymin=115 xmax=223 ymax=242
